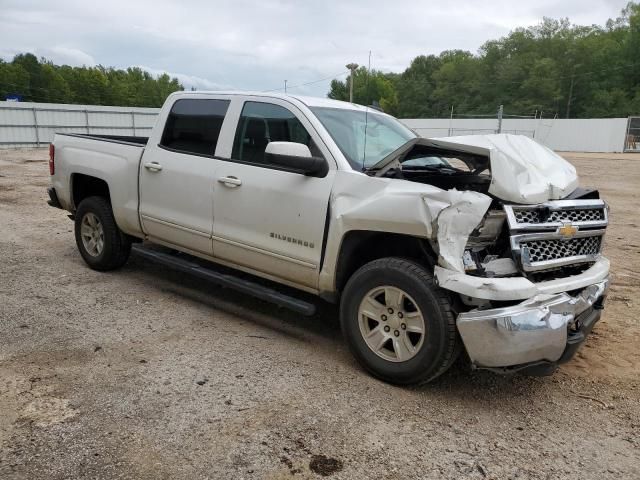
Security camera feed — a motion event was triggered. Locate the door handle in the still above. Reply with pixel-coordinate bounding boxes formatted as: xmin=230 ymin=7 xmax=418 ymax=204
xmin=218 ymin=176 xmax=242 ymax=187
xmin=144 ymin=162 xmax=163 ymax=172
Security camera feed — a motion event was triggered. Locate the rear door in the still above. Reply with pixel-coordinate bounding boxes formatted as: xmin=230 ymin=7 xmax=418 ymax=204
xmin=139 ymin=97 xmax=230 ymax=255
xmin=212 ymin=97 xmax=336 ymax=289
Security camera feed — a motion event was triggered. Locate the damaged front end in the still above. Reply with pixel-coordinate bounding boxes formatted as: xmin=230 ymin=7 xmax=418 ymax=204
xmin=330 ymin=132 xmax=611 ymax=374
xmin=440 ymin=199 xmax=609 ymax=286
xmin=373 ymin=134 xmax=611 ymax=373
xmin=435 ymin=198 xmax=610 ymax=373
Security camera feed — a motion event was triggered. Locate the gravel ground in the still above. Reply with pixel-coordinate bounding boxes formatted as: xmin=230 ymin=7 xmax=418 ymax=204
xmin=1 ymin=148 xmax=639 ymax=479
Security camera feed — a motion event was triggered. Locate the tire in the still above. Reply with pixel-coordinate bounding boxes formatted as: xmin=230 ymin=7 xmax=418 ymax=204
xmin=74 ymin=196 xmax=131 ymax=271
xmin=340 ymin=257 xmax=459 ymax=385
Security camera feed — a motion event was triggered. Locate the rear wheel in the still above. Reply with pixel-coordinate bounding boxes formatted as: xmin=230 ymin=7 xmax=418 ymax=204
xmin=340 ymin=257 xmax=459 ymax=384
xmin=74 ymin=196 xmax=131 ymax=271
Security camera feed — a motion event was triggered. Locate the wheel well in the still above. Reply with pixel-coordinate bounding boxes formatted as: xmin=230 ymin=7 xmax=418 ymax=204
xmin=72 ymin=174 xmax=110 ymax=209
xmin=334 ymin=231 xmax=436 ymax=294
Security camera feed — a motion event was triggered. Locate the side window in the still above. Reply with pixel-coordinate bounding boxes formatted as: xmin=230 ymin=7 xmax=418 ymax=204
xmin=160 ymin=99 xmax=230 ymax=156
xmin=231 ymin=101 xmax=321 ymax=165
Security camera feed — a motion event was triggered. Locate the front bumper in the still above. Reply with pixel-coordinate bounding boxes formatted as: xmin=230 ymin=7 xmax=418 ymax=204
xmin=435 ymin=257 xmax=610 ymax=301
xmin=457 ymin=279 xmax=608 ymax=370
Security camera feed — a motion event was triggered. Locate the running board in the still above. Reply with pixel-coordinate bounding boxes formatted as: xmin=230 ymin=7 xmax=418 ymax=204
xmin=132 ymin=245 xmax=317 ymax=316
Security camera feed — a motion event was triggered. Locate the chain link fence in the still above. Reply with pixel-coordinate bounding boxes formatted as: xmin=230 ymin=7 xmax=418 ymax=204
xmin=625 ymin=117 xmax=640 ymax=152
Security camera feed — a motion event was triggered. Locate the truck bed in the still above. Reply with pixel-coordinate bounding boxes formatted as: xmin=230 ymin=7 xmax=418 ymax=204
xmin=51 ymin=132 xmax=148 ymax=237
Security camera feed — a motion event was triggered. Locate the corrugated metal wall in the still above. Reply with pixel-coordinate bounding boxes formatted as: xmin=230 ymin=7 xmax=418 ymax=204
xmin=400 ymin=117 xmax=630 ymax=153
xmin=0 ymin=101 xmax=631 ymax=153
xmin=0 ymin=101 xmax=159 ymax=148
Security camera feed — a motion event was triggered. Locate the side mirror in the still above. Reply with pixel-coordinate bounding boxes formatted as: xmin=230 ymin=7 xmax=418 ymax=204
xmin=265 ymin=142 xmax=328 ymax=177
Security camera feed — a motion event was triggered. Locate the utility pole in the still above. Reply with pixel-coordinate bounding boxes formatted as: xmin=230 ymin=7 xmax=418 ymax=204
xmin=345 ymin=63 xmax=358 ymax=103
xmin=497 ymin=104 xmax=504 ymax=133
xmin=448 ymin=105 xmax=454 ymax=136
xmin=566 ymin=73 xmax=575 ymax=119
xmin=284 ymin=80 xmax=287 ymax=94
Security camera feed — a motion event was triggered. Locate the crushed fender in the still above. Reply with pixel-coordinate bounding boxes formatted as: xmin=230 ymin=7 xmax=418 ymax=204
xmin=327 ymin=171 xmax=493 ymax=278
xmin=427 ymin=190 xmax=491 ymax=272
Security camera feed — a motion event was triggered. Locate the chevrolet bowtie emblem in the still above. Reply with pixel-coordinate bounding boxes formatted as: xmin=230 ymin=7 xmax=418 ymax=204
xmin=558 ymin=223 xmax=578 ymax=238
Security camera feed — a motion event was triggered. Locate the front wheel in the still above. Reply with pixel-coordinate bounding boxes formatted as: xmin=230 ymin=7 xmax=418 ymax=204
xmin=340 ymin=257 xmax=459 ymax=385
xmin=74 ymin=196 xmax=131 ymax=271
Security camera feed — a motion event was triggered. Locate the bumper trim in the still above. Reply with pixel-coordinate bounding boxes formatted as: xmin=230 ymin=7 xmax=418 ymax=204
xmin=435 ymin=257 xmax=610 ymax=301
xmin=476 ymin=308 xmax=602 ymax=376
xmin=457 ymin=279 xmax=608 ymax=368
xmin=558 ymin=305 xmax=601 ymax=363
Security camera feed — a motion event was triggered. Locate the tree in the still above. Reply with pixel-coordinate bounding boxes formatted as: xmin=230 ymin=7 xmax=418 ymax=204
xmin=622 ymin=2 xmax=640 ymax=91
xmin=1 ymin=54 xmax=183 ymax=107
xmin=431 ymin=50 xmax=485 ymax=115
xmin=0 ymin=61 xmax=30 ymax=100
xmin=326 ymin=2 xmax=640 ymax=119
xmin=328 ymin=67 xmax=399 ymax=115
xmin=394 ymin=55 xmax=444 ymax=118
xmin=39 ymin=64 xmax=72 ymax=103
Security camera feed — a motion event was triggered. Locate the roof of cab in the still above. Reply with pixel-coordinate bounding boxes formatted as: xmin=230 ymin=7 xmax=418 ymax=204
xmin=172 ymin=90 xmax=370 ymax=112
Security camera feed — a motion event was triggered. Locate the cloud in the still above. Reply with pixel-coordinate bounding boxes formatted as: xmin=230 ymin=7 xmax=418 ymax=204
xmin=0 ymin=46 xmax=95 ymax=67
xmin=0 ymin=0 xmax=631 ymax=98
xmin=138 ymin=65 xmax=229 ymax=90
xmin=38 ymin=46 xmax=96 ymax=66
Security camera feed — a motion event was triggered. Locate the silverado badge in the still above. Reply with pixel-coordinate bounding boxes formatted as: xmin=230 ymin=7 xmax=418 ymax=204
xmin=270 ymin=232 xmax=314 ymax=248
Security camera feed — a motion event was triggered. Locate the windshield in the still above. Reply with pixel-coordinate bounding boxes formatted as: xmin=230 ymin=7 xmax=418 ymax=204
xmin=310 ymin=107 xmax=416 ymax=170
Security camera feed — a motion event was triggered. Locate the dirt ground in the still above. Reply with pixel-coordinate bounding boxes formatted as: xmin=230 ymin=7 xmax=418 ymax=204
xmin=0 ymin=148 xmax=638 ymax=480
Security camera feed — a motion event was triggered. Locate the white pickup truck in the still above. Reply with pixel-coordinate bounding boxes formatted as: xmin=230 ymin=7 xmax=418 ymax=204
xmin=48 ymin=91 xmax=609 ymax=384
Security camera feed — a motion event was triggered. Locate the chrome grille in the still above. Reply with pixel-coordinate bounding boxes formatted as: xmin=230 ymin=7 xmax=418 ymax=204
xmin=505 ymin=199 xmax=607 ymax=231
xmin=506 ymin=199 xmax=607 ymax=272
xmin=523 ymin=236 xmax=602 ymax=263
xmin=513 ymin=208 xmax=605 ymax=224
xmin=511 ymin=230 xmax=605 ymax=272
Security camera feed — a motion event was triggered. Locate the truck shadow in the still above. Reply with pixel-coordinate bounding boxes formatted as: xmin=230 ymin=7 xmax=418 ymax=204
xmin=125 ymin=251 xmax=343 ymax=342
xmin=124 ymin=249 xmax=549 ymax=397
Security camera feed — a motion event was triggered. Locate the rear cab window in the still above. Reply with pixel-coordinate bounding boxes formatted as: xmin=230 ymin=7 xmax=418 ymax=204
xmin=231 ymin=101 xmax=322 ymax=165
xmin=160 ymin=99 xmax=230 ymax=156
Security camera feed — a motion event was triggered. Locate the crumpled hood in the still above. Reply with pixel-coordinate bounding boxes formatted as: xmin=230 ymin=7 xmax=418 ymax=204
xmin=429 ymin=134 xmax=578 ymax=204
xmin=325 ymin=135 xmax=580 ymax=281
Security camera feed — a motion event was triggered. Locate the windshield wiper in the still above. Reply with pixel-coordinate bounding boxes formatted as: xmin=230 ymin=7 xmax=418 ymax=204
xmin=402 ymin=164 xmax=458 ymax=173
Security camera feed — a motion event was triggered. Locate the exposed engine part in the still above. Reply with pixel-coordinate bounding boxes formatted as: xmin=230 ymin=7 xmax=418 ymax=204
xmin=467 ymin=210 xmax=506 ymax=247
xmin=482 ymin=257 xmax=518 ymax=277
xmin=462 ymin=250 xmax=478 ymax=272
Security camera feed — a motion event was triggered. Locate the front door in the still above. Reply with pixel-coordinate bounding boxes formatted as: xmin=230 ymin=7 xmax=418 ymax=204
xmin=212 ymin=99 xmax=336 ymax=289
xmin=139 ymin=97 xmax=230 ymax=255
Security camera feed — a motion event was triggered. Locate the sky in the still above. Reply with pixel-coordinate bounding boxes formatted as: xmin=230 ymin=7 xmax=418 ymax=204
xmin=0 ymin=0 xmax=631 ymax=97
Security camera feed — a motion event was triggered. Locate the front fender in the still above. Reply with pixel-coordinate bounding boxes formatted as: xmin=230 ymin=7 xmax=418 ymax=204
xmin=318 ymin=171 xmax=491 ymax=293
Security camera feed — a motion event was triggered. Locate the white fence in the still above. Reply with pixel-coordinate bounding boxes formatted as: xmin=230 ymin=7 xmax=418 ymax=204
xmin=400 ymin=117 xmax=632 ymax=153
xmin=0 ymin=101 xmax=159 ymax=148
xmin=0 ymin=100 xmax=636 ymax=153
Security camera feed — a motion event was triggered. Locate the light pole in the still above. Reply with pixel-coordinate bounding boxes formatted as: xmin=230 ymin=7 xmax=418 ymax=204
xmin=345 ymin=63 xmax=358 ymax=103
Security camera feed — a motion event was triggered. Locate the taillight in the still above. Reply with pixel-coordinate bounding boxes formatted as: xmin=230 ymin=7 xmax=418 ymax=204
xmin=49 ymin=144 xmax=55 ymax=175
